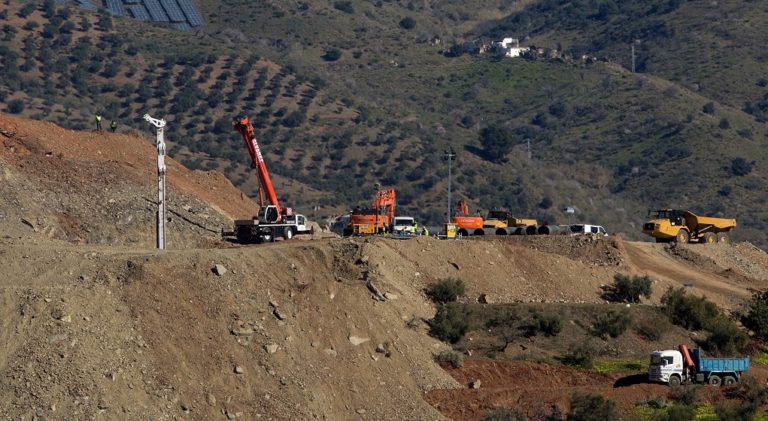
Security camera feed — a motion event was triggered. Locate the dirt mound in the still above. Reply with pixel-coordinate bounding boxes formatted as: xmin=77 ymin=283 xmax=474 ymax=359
xmin=513 ymin=235 xmax=625 ymax=267
xmin=0 ymin=115 xmax=258 ymax=247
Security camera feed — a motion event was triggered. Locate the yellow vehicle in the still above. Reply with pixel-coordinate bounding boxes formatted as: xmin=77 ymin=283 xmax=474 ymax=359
xmin=642 ymin=209 xmax=736 ymax=244
xmin=483 ymin=210 xmax=538 ymax=235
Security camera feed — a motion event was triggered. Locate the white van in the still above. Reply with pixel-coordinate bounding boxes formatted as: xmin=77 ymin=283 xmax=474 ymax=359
xmin=393 ymin=217 xmax=418 ymax=235
xmin=569 ymin=224 xmax=608 ymax=236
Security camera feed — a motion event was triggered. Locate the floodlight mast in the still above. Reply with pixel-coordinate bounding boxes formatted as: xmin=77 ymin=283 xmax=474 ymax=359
xmin=143 ymin=114 xmax=167 ymax=250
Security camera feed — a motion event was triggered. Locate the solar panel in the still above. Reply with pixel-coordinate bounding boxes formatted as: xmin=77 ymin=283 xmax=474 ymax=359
xmin=122 ymin=0 xmax=140 ymax=3
xmin=171 ymin=22 xmax=192 ymax=31
xmin=159 ymin=0 xmax=185 ymax=22
xmin=127 ymin=4 xmax=150 ymax=20
xmin=176 ymin=0 xmax=204 ymax=26
xmin=143 ymin=0 xmax=169 ymax=22
xmin=105 ymin=0 xmax=124 ymax=16
xmin=77 ymin=0 xmax=98 ymax=11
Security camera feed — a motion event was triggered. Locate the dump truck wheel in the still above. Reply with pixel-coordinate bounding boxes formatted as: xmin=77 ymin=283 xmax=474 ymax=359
xmin=675 ymin=229 xmax=690 ymax=243
xmin=723 ymin=376 xmax=736 ymax=385
xmin=708 ymin=375 xmax=722 ymax=387
xmin=668 ymin=375 xmax=682 ymax=387
xmin=703 ymin=232 xmax=717 ymax=244
xmin=717 ymin=233 xmax=730 ymax=244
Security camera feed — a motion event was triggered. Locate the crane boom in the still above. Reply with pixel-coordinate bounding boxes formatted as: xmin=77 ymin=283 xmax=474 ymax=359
xmin=232 ymin=116 xmax=283 ymax=220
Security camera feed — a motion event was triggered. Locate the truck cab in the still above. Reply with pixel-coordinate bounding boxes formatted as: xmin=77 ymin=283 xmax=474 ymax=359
xmin=393 ymin=216 xmax=417 ymax=235
xmin=649 ymin=350 xmax=685 ymax=385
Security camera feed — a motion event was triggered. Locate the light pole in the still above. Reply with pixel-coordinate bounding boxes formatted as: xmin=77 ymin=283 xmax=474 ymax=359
xmin=444 ymin=148 xmax=456 ymax=222
xmin=143 ymin=114 xmax=167 ymax=250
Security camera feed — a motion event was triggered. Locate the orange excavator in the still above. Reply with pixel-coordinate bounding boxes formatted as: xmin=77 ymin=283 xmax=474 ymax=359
xmin=344 ymin=188 xmax=396 ymax=236
xmin=452 ymin=199 xmax=485 ymax=236
xmin=223 ymin=116 xmax=311 ymax=243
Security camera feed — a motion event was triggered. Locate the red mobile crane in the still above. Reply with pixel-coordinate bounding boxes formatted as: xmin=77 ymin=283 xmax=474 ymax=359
xmin=224 ymin=116 xmax=311 ymax=243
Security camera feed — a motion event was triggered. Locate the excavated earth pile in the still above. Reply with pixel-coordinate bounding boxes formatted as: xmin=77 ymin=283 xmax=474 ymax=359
xmin=2 ymin=115 xmax=768 ymax=419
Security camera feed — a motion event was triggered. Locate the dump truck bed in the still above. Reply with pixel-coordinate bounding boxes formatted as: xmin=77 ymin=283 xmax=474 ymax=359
xmin=692 ymin=348 xmax=749 ymax=372
xmin=685 ymin=211 xmax=736 ymax=231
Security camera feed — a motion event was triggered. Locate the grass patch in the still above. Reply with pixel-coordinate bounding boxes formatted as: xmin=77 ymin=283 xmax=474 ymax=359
xmin=754 ymin=345 xmax=768 ymax=366
xmin=693 ymin=403 xmax=716 ymax=421
xmin=593 ymin=359 xmax=645 ymax=374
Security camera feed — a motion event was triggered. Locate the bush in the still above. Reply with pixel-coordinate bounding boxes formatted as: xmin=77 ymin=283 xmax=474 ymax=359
xmin=702 ymin=102 xmax=715 ymax=114
xmin=562 ymin=340 xmax=597 ymax=369
xmin=669 ymin=384 xmax=699 ymax=406
xmin=322 ymin=48 xmax=342 ymax=62
xmin=635 ymin=322 xmax=662 ymax=341
xmin=730 ymin=157 xmax=753 ymax=176
xmin=592 ymin=309 xmax=632 ymax=339
xmin=426 ymin=278 xmax=465 ymax=304
xmin=535 ymin=311 xmax=563 ymax=337
xmin=660 ymin=287 xmax=720 ymax=330
xmin=742 ymin=290 xmax=768 ymax=341
xmin=718 ymin=118 xmax=730 ymax=129
xmin=663 ymin=404 xmax=695 ymax=421
xmin=606 ymin=274 xmax=652 ymax=303
xmin=429 ymin=303 xmax=469 ymax=343
xmin=700 ymin=317 xmax=749 ymax=356
xmin=399 ymin=17 xmax=416 ymax=29
xmin=333 ymin=1 xmax=354 ymax=13
xmin=435 ymin=350 xmax=464 ymax=368
xmin=7 ymin=99 xmax=24 ymax=114
xmin=484 ymin=408 xmax=526 ymax=421
xmin=567 ymin=392 xmax=618 ymax=421
xmin=479 ymin=125 xmax=514 ymax=163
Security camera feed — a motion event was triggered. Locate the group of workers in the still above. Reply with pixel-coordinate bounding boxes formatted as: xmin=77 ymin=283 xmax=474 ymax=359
xmin=94 ymin=113 xmax=118 ymax=133
xmin=398 ymin=224 xmax=429 ymax=236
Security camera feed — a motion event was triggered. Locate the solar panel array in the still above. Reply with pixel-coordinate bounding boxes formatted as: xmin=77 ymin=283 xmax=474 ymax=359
xmin=66 ymin=0 xmax=203 ymax=29
xmin=127 ymin=4 xmax=150 ymax=21
xmin=105 ymin=0 xmax=124 ymax=16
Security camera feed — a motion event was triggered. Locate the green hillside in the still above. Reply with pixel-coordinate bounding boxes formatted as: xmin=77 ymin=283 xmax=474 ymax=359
xmin=1 ymin=0 xmax=766 ymax=245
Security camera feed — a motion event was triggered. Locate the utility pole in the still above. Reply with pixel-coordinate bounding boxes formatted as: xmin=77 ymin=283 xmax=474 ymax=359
xmin=526 ymin=138 xmax=531 ymax=160
xmin=444 ymin=148 xmax=456 ymax=222
xmin=143 ymin=114 xmax=167 ymax=250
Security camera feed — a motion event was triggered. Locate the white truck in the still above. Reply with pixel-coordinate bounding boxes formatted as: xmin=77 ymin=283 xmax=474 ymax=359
xmin=224 ymin=205 xmax=312 ymax=243
xmin=569 ymin=224 xmax=608 ymax=236
xmin=649 ymin=344 xmax=750 ymax=387
xmin=392 ymin=216 xmax=418 ymax=235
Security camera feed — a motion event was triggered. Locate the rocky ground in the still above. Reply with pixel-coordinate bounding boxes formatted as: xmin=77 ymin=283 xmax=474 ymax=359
xmin=1 ymin=115 xmax=767 ymax=420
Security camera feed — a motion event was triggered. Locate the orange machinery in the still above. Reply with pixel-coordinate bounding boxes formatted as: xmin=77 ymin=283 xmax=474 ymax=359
xmin=452 ymin=200 xmax=484 ymax=236
xmin=345 ymin=189 xmax=396 ymax=236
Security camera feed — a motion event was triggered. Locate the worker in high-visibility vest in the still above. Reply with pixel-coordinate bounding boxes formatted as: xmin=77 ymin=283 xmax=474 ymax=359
xmin=421 ymin=225 xmax=429 ymax=236
xmin=95 ymin=113 xmax=102 ymax=131
xmin=110 ymin=120 xmax=118 ymax=133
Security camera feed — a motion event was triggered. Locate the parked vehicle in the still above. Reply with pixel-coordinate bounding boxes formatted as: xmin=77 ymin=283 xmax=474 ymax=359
xmin=649 ymin=344 xmax=750 ymax=387
xmin=569 ymin=224 xmax=608 ymax=236
xmin=393 ymin=216 xmax=418 ymax=235
xmin=642 ymin=209 xmax=735 ymax=244
xmin=483 ymin=209 xmax=538 ymax=235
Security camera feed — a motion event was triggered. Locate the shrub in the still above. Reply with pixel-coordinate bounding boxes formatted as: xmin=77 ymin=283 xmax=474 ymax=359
xmin=399 ymin=17 xmax=416 ymax=29
xmin=479 ymin=125 xmax=514 ymax=163
xmin=484 ymin=408 xmax=526 ymax=421
xmin=702 ymin=102 xmax=715 ymax=114
xmin=607 ymin=274 xmax=652 ymax=303
xmin=663 ymin=404 xmax=695 ymax=421
xmin=562 ymin=340 xmax=597 ymax=369
xmin=635 ymin=322 xmax=662 ymax=341
xmin=535 ymin=311 xmax=562 ymax=337
xmin=730 ymin=157 xmax=753 ymax=176
xmin=322 ymin=48 xmax=342 ymax=62
xmin=428 ymin=302 xmax=469 ymax=343
xmin=700 ymin=317 xmax=749 ymax=356
xmin=333 ymin=1 xmax=354 ymax=13
xmin=742 ymin=289 xmax=768 ymax=341
xmin=592 ymin=309 xmax=632 ymax=339
xmin=426 ymin=278 xmax=465 ymax=304
xmin=435 ymin=350 xmax=464 ymax=368
xmin=7 ymin=99 xmax=24 ymax=114
xmin=669 ymin=384 xmax=699 ymax=406
xmin=718 ymin=118 xmax=730 ymax=129
xmin=567 ymin=392 xmax=618 ymax=421
xmin=660 ymin=287 xmax=719 ymax=330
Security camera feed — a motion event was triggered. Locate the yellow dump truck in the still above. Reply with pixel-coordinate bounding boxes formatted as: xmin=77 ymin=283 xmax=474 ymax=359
xmin=483 ymin=210 xmax=538 ymax=235
xmin=642 ymin=209 xmax=736 ymax=244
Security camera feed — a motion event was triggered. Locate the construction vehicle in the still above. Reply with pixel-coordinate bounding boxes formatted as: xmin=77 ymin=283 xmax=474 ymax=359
xmin=393 ymin=216 xmax=418 ymax=235
xmin=223 ymin=116 xmax=312 ymax=243
xmin=649 ymin=344 xmax=750 ymax=387
xmin=452 ymin=200 xmax=485 ymax=236
xmin=344 ymin=189 xmax=396 ymax=236
xmin=483 ymin=209 xmax=538 ymax=235
xmin=642 ymin=209 xmax=736 ymax=244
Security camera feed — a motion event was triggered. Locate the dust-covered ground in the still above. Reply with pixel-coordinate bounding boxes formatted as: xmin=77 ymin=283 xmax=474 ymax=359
xmin=2 ymin=115 xmax=768 ymax=420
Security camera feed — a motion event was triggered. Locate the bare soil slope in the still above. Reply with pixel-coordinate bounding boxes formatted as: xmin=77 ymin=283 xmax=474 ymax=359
xmin=1 ymin=116 xmax=767 ymax=420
